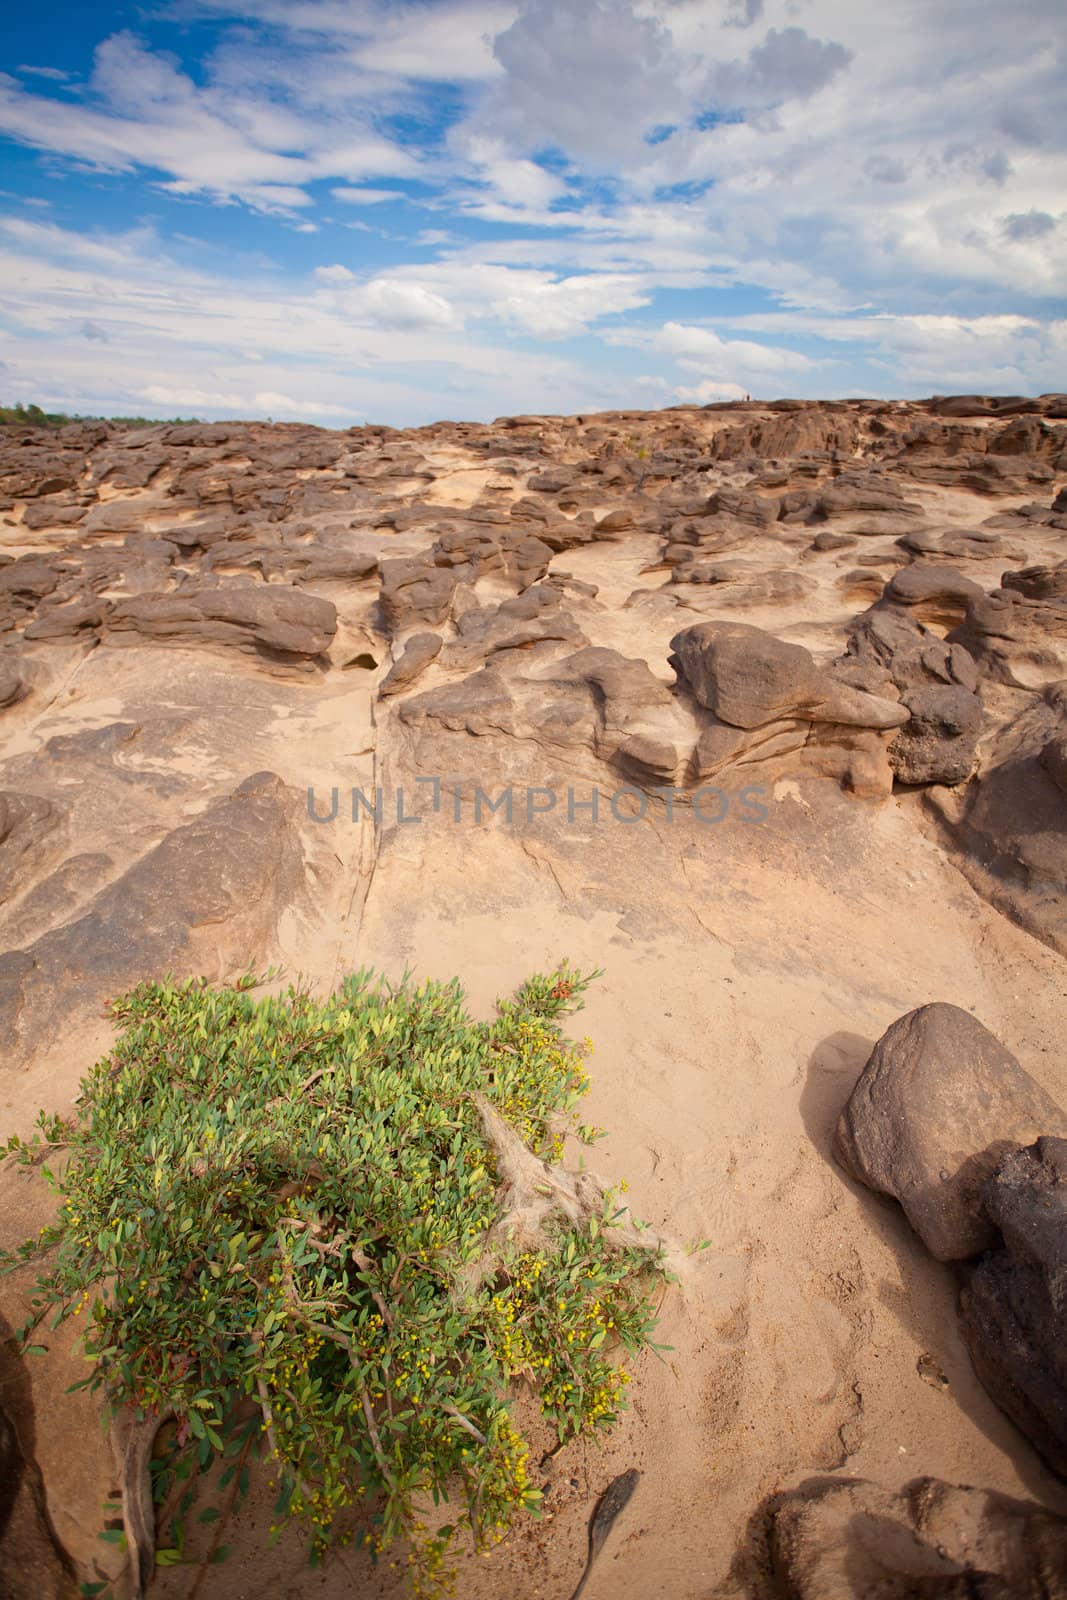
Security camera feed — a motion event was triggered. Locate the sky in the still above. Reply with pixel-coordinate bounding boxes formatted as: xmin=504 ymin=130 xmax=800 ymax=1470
xmin=0 ymin=0 xmax=1064 ymax=427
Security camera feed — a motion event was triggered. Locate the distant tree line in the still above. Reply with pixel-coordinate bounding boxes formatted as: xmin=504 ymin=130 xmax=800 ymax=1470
xmin=0 ymin=400 xmax=204 ymax=428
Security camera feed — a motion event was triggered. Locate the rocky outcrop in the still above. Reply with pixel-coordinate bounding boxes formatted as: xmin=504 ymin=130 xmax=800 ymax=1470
xmin=960 ymin=1137 xmax=1067 ymax=1479
xmin=834 ymin=1003 xmax=1067 ymax=1260
xmin=379 ymin=631 xmax=443 ymax=697
xmin=952 ymin=588 xmax=1067 ymax=688
xmin=0 ymin=1382 xmax=78 ymax=1600
xmin=670 ymin=621 xmax=908 ymax=797
xmin=0 ymin=654 xmax=26 ymax=709
xmin=0 ymin=792 xmax=67 ymax=906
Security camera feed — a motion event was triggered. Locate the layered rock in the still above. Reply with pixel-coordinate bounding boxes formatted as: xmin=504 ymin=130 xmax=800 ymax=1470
xmin=102 ymin=581 xmax=336 ymax=668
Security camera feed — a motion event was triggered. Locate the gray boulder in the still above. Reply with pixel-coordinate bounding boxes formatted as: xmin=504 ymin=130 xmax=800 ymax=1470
xmin=834 ymin=1003 xmax=1067 ymax=1260
xmin=960 ymin=1137 xmax=1067 ymax=1478
xmin=670 ymin=622 xmax=824 ymax=727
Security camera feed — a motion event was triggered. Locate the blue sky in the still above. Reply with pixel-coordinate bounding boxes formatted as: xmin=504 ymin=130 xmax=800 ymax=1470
xmin=1 ymin=0 xmax=1064 ymax=426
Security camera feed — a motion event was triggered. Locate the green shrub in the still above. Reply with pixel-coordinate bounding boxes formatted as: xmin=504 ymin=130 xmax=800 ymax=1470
xmin=2 ymin=964 xmax=662 ymax=1593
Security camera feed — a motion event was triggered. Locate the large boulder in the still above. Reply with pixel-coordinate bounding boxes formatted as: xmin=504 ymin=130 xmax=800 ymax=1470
xmin=889 ymin=684 xmax=984 ymax=785
xmin=834 ymin=1003 xmax=1067 ymax=1260
xmin=952 ymin=589 xmax=1067 ymax=689
xmin=959 ymin=1137 xmax=1067 ymax=1478
xmin=0 ymin=655 xmax=25 ymax=709
xmin=669 ymin=622 xmax=826 ymax=728
xmin=765 ymin=1474 xmax=1067 ymax=1599
xmin=379 ymin=557 xmax=457 ymax=634
xmin=840 ymin=608 xmax=983 ymax=785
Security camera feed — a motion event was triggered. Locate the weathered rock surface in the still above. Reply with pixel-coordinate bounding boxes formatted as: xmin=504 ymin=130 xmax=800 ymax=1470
xmin=102 ymin=581 xmax=336 ymax=667
xmin=379 ymin=630 xmax=443 ymax=697
xmin=0 ymin=773 xmax=306 ymax=1056
xmin=3 ymin=399 xmax=1067 ymax=1596
xmin=763 ymin=1474 xmax=1067 ymax=1599
xmin=834 ymin=1003 xmax=1067 ymax=1259
xmin=925 ymin=683 xmax=1067 ymax=955
xmin=960 ymin=1137 xmax=1067 ymax=1478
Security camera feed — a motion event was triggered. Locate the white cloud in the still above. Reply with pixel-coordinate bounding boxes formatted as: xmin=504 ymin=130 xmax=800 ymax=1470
xmin=314 ymin=263 xmax=356 ymax=282
xmin=17 ymin=65 xmax=72 ymax=82
xmin=0 ymin=217 xmax=619 ymax=424
xmin=331 ymin=186 xmax=404 ymax=204
xmin=359 ymin=278 xmax=461 ymax=329
xmin=0 ymin=29 xmax=419 ymax=213
xmin=609 ymin=317 xmax=819 ymax=397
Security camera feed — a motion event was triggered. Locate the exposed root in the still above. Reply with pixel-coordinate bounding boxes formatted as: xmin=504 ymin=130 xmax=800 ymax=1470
xmin=111 ymin=1403 xmax=174 ymax=1600
xmin=458 ymin=1094 xmax=663 ymax=1294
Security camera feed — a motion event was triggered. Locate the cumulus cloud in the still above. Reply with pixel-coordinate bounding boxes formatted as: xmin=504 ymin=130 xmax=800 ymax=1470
xmin=480 ymin=0 xmax=685 ymax=163
xmin=610 ymin=318 xmax=818 ymax=396
xmin=0 ymin=29 xmax=419 ymax=212
xmin=359 ymin=279 xmax=460 ymax=330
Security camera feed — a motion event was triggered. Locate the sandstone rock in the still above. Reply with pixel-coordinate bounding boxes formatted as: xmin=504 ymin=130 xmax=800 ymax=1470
xmin=669 ymin=622 xmax=823 ymax=727
xmin=765 ymin=1474 xmax=1067 ymax=1599
xmin=960 ymin=1137 xmax=1067 ymax=1478
xmin=0 ymin=792 xmax=66 ymax=908
xmin=0 ymin=655 xmax=25 ymax=709
xmin=0 ymin=1379 xmax=77 ymax=1600
xmin=882 ymin=563 xmax=985 ymax=626
xmin=834 ymin=1003 xmax=1067 ymax=1259
xmin=103 ymin=581 xmax=336 ymax=666
xmin=952 ymin=590 xmax=1067 ymax=688
xmin=925 ymin=685 xmax=1067 ymax=954
xmin=23 ymin=597 xmax=108 ymax=642
xmin=842 ymin=608 xmax=983 ymax=785
xmin=1001 ymin=561 xmax=1067 ymax=601
xmin=0 ymin=773 xmax=306 ymax=1056
xmin=889 ymin=684 xmax=983 ymax=785
xmin=379 ymin=632 xmax=443 ymax=698
xmin=379 ymin=557 xmax=457 ymax=634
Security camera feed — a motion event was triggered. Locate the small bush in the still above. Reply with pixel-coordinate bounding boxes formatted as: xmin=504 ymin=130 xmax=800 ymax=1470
xmin=2 ymin=964 xmax=662 ymax=1593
